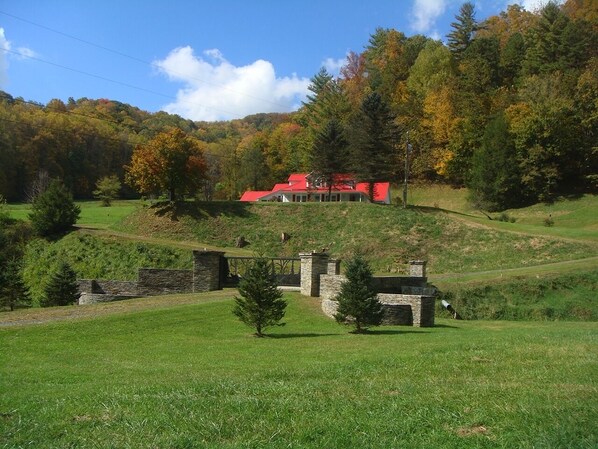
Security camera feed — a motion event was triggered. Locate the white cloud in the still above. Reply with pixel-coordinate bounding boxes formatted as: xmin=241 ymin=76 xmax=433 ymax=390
xmin=410 ymin=0 xmax=448 ymax=33
xmin=0 ymin=28 xmax=38 ymax=88
xmin=0 ymin=28 xmax=10 ymax=88
xmin=511 ymin=0 xmax=562 ymax=12
xmin=322 ymin=56 xmax=347 ymax=76
xmin=154 ymin=46 xmax=310 ymax=121
xmin=15 ymin=47 xmax=38 ymax=59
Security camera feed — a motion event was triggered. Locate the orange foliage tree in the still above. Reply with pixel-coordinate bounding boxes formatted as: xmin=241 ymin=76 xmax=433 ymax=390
xmin=125 ymin=128 xmax=207 ymax=201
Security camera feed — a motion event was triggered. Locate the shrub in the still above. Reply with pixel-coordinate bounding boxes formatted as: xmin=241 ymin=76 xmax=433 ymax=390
xmin=93 ymin=175 xmax=121 ymax=207
xmin=497 ymin=212 xmax=516 ymax=223
xmin=29 ymin=179 xmax=80 ymax=238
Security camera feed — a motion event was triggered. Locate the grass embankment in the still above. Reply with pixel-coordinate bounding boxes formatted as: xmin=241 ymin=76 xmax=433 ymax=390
xmin=1 ymin=294 xmax=596 ymax=448
xmin=22 ymin=233 xmax=192 ymax=305
xmin=7 ymin=200 xmax=139 ymax=229
xmin=436 ymin=270 xmax=598 ymax=321
xmin=115 ymin=201 xmax=597 ymax=275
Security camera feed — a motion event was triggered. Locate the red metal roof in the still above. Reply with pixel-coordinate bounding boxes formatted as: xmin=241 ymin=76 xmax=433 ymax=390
xmin=240 ymin=174 xmax=390 ymax=203
xmin=239 ymin=191 xmax=270 ymax=201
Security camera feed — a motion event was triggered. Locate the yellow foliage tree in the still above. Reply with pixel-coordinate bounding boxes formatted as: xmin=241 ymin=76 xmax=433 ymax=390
xmin=125 ymin=128 xmax=207 ymax=201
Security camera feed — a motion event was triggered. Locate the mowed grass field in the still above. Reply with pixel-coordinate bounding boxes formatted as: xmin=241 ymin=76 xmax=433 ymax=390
xmin=1 ymin=293 xmax=597 ymax=449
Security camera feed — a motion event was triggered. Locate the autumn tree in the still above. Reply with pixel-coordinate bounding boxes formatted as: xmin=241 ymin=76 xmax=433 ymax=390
xmin=125 ymin=128 xmax=208 ymax=201
xmin=233 ymin=258 xmax=287 ymax=337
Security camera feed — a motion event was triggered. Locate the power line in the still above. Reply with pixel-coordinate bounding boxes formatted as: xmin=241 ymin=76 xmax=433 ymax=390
xmin=1 ymin=47 xmax=244 ymax=120
xmin=0 ymin=9 xmax=301 ymax=112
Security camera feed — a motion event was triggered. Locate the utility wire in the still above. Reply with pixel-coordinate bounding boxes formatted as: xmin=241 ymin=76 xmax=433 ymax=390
xmin=0 ymin=9 xmax=301 ymax=111
xmin=0 ymin=47 xmax=244 ymax=119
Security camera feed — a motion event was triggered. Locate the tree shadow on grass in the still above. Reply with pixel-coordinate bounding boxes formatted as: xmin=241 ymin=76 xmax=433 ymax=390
xmin=433 ymin=323 xmax=461 ymax=329
xmin=362 ymin=329 xmax=430 ymax=335
xmin=151 ymin=200 xmax=253 ymax=221
xmin=267 ymin=332 xmax=341 ymax=339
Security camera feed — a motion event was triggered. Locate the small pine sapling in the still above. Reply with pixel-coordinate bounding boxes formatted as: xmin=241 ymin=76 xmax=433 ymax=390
xmin=334 ymin=255 xmax=384 ymax=333
xmin=233 ymin=258 xmax=286 ymax=337
xmin=42 ymin=261 xmax=80 ymax=307
xmin=0 ymin=259 xmax=32 ymax=311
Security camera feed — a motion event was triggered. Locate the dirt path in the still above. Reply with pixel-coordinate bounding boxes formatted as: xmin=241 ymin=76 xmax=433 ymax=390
xmin=75 ymin=225 xmax=252 ymax=256
xmin=0 ymin=290 xmax=234 ymax=328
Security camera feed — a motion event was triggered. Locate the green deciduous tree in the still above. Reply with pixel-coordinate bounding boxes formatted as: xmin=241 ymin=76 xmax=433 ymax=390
xmin=233 ymin=258 xmax=287 ymax=337
xmin=93 ymin=175 xmax=121 ymax=206
xmin=29 ymin=179 xmax=80 ymax=238
xmin=42 ymin=261 xmax=79 ymax=307
xmin=334 ymin=256 xmax=383 ymax=333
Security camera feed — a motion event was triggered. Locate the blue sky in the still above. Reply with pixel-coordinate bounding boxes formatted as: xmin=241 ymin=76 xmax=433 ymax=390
xmin=0 ymin=0 xmax=547 ymax=121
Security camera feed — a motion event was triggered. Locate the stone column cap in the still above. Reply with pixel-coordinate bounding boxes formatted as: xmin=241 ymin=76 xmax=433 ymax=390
xmin=409 ymin=260 xmax=427 ymax=265
xmin=299 ymin=251 xmax=330 ymax=257
xmin=193 ymin=249 xmax=225 ymax=255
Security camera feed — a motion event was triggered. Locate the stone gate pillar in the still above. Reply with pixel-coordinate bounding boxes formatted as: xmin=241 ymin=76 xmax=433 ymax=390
xmin=300 ymin=252 xmax=330 ymax=297
xmin=193 ymin=250 xmax=225 ymax=292
xmin=409 ymin=260 xmax=427 ymax=279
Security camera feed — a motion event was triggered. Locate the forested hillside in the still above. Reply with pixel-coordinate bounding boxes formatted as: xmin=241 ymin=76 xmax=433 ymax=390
xmin=0 ymin=1 xmax=596 ymax=210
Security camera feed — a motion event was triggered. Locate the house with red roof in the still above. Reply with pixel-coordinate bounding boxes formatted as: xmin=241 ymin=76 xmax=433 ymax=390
xmin=239 ymin=173 xmax=391 ymax=204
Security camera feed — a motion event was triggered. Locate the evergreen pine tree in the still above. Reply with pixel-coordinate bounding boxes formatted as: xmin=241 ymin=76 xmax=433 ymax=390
xmin=29 ymin=179 xmax=80 ymax=238
xmin=334 ymin=256 xmax=383 ymax=333
xmin=233 ymin=258 xmax=286 ymax=337
xmin=447 ymin=2 xmax=478 ymax=59
xmin=311 ymin=118 xmax=349 ymax=200
xmin=0 ymin=259 xmax=31 ymax=311
xmin=349 ymin=92 xmax=399 ymax=201
xmin=42 ymin=261 xmax=79 ymax=307
xmin=469 ymin=113 xmax=523 ymax=211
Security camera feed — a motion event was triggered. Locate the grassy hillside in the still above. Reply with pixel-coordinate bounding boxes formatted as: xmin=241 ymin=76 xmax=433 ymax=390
xmin=114 ymin=201 xmax=597 ymax=275
xmin=1 ymin=293 xmax=596 ymax=448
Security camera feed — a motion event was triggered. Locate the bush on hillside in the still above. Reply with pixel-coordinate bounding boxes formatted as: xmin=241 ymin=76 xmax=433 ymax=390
xmin=29 ymin=179 xmax=80 ymax=238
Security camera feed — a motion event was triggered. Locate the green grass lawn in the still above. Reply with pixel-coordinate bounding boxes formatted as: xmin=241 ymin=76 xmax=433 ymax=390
xmin=1 ymin=293 xmax=596 ymax=448
xmin=6 ymin=200 xmax=140 ymax=229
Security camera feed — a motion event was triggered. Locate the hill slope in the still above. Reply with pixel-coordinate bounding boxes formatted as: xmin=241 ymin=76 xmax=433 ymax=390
xmin=114 ymin=201 xmax=597 ymax=275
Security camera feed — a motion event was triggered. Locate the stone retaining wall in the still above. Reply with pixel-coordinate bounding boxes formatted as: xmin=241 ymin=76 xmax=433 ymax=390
xmin=137 ymin=268 xmax=193 ymax=296
xmin=78 ymin=293 xmax=138 ymax=305
xmin=319 ymin=273 xmax=436 ymax=327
